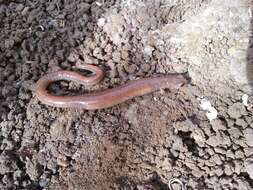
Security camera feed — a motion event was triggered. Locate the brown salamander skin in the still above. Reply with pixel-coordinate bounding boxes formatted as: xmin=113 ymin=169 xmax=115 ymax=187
xmin=35 ymin=64 xmax=188 ymax=110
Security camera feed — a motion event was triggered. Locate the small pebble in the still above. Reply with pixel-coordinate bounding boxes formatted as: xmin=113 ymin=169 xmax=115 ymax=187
xmin=245 ymin=159 xmax=253 ymax=179
xmin=243 ymin=127 xmax=253 ymax=147
xmin=227 ymin=102 xmax=247 ymax=119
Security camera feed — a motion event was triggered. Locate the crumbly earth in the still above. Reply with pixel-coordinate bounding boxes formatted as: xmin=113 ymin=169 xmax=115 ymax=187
xmin=0 ymin=0 xmax=253 ymax=189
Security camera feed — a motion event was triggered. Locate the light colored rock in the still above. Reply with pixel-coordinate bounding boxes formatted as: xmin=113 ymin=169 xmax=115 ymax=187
xmin=244 ymin=128 xmax=253 ymax=147
xmin=245 ymin=159 xmax=253 ymax=179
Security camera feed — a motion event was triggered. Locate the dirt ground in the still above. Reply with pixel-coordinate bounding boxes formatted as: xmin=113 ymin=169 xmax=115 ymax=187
xmin=1 ymin=0 xmax=253 ymax=189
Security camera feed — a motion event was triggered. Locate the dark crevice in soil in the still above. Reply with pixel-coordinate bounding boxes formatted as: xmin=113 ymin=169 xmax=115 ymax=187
xmin=177 ymin=131 xmax=199 ymax=156
xmin=240 ymin=172 xmax=253 ymax=188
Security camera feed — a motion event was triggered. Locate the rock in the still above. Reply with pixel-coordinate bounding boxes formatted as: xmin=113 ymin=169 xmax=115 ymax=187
xmin=224 ymin=164 xmax=233 ymax=176
xmin=212 ymin=154 xmax=222 ymax=165
xmin=235 ymin=119 xmax=248 ymax=128
xmin=97 ymin=18 xmax=106 ymax=27
xmin=192 ymin=169 xmax=203 ymax=178
xmin=210 ymin=119 xmax=227 ymax=131
xmin=207 ymin=147 xmax=215 ymax=155
xmin=226 ymin=118 xmax=235 ymax=127
xmin=125 ymin=64 xmax=138 ymax=74
xmin=39 ymin=178 xmax=49 ymax=188
xmin=214 ymin=147 xmax=226 ymax=155
xmin=67 ymin=52 xmax=78 ymax=62
xmin=244 ymin=147 xmax=253 ymax=157
xmin=13 ymin=170 xmax=22 ymax=181
xmin=79 ymin=2 xmax=90 ymax=12
xmin=226 ymin=150 xmax=235 ymax=159
xmin=228 ymin=127 xmax=242 ymax=139
xmin=57 ymin=155 xmax=69 ymax=167
xmin=245 ymin=116 xmax=253 ymax=125
xmin=219 ymin=177 xmax=232 ymax=187
xmin=159 ymin=157 xmax=172 ymax=171
xmin=140 ymin=63 xmax=151 ymax=72
xmin=112 ymin=51 xmax=121 ymax=62
xmin=93 ymin=47 xmax=104 ymax=60
xmin=4 ymin=39 xmax=15 ymax=49
xmin=227 ymin=102 xmax=247 ymax=119
xmin=214 ymin=168 xmax=223 ymax=176
xmin=47 ymin=159 xmax=58 ymax=174
xmin=21 ymin=6 xmax=30 ymax=15
xmin=244 ymin=159 xmax=253 ymax=179
xmin=174 ymin=119 xmax=193 ymax=132
xmin=0 ymin=151 xmax=18 ymax=174
xmin=205 ymin=160 xmax=216 ymax=167
xmin=1 ymin=139 xmax=15 ymax=150
xmin=243 ymin=127 xmax=253 ymax=147
xmin=25 ymin=159 xmax=43 ymax=180
xmin=237 ymin=178 xmax=251 ymax=190
xmin=172 ymin=137 xmax=185 ymax=152
xmin=50 ymin=117 xmax=69 ymax=141
xmin=143 ymin=45 xmax=154 ymax=56
xmin=206 ymin=135 xmax=220 ymax=147
xmin=234 ymin=160 xmax=243 ymax=174
xmin=234 ymin=150 xmax=244 ymax=159
xmin=206 ymin=132 xmax=231 ymax=147
xmin=16 ymin=4 xmax=24 ymax=11
xmin=206 ymin=176 xmax=219 ymax=187
xmin=191 ymin=129 xmax=206 ymax=147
